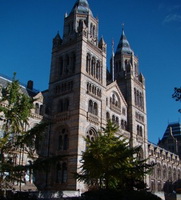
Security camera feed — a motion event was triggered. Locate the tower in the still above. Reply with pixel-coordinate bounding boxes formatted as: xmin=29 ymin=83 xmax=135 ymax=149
xmin=38 ymin=0 xmax=107 ymax=192
xmin=113 ymin=27 xmax=148 ymax=159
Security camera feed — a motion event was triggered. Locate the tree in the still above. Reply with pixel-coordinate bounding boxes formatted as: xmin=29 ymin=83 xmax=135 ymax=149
xmin=76 ymin=121 xmax=153 ymax=191
xmin=172 ymin=87 xmax=181 ymax=113
xmin=0 ymin=73 xmax=46 ymax=190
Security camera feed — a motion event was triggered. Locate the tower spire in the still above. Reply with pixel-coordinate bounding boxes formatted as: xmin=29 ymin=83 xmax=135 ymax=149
xmin=116 ymin=25 xmax=133 ymax=55
xmin=70 ymin=0 xmax=92 ymax=16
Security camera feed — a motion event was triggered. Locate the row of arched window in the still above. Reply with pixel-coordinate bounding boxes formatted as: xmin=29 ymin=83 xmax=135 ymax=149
xmin=59 ymin=53 xmax=76 ymax=76
xmin=55 ymin=81 xmax=73 ymax=95
xmin=135 ymin=112 xmax=144 ymax=123
xmin=134 ymin=88 xmax=144 ymax=109
xmin=88 ymin=100 xmax=98 ymax=116
xmin=86 ymin=53 xmax=102 ymax=82
xmin=152 ymin=163 xmax=180 ymax=182
xmin=137 ymin=125 xmax=143 ymax=137
xmin=106 ymin=112 xmax=127 ymax=130
xmin=87 ymin=82 xmax=102 ymax=98
xmin=58 ymin=98 xmax=69 ymax=113
xmin=90 ymin=23 xmax=96 ymax=38
xmin=110 ymin=93 xmax=120 ymax=108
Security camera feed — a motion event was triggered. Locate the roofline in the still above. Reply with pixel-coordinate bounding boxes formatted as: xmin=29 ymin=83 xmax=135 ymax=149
xmin=0 ymin=73 xmax=40 ymax=93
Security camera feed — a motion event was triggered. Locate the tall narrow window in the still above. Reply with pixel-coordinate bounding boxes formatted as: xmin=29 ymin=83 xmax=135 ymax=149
xmin=58 ymin=128 xmax=69 ymax=150
xmin=116 ymin=117 xmax=119 ymax=126
xmin=56 ymin=162 xmax=68 ymax=184
xmin=93 ymin=102 xmax=98 ymax=116
xmin=86 ymin=54 xmax=91 ymax=73
xmin=112 ymin=115 xmax=115 ymax=123
xmin=91 ymin=57 xmax=95 ymax=76
xmin=96 ymin=61 xmax=100 ymax=79
xmin=35 ymin=103 xmax=39 ymax=114
xmin=88 ymin=100 xmax=93 ymax=113
xmin=62 ymin=163 xmax=68 ymax=183
xmin=106 ymin=112 xmax=110 ymax=121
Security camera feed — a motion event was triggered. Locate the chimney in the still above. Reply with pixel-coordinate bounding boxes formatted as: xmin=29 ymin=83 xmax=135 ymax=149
xmin=27 ymin=80 xmax=33 ymax=90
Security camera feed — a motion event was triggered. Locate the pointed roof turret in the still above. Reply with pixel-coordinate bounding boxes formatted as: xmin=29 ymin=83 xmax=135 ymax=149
xmin=116 ymin=27 xmax=133 ymax=55
xmin=70 ymin=0 xmax=92 ymax=16
xmin=52 ymin=32 xmax=62 ymax=49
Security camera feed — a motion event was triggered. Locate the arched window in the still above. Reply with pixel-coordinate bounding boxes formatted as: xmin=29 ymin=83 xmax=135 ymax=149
xmin=89 ymin=83 xmax=91 ymax=92
xmin=58 ymin=128 xmax=69 ymax=150
xmin=88 ymin=100 xmax=98 ymax=116
xmin=106 ymin=112 xmax=110 ymax=121
xmin=93 ymin=102 xmax=98 ymax=116
xmin=137 ymin=125 xmax=143 ymax=137
xmin=96 ymin=61 xmax=100 ymax=79
xmin=112 ymin=115 xmax=115 ymax=123
xmin=157 ymin=163 xmax=161 ymax=178
xmin=91 ymin=57 xmax=96 ymax=76
xmin=88 ymin=100 xmax=93 ymax=113
xmin=140 ymin=126 xmax=143 ymax=137
xmin=116 ymin=117 xmax=119 ymax=126
xmin=110 ymin=92 xmax=120 ymax=108
xmin=56 ymin=162 xmax=68 ymax=184
xmin=62 ymin=163 xmax=68 ymax=183
xmin=87 ymin=82 xmax=89 ymax=92
xmin=173 ymin=168 xmax=176 ymax=181
xmin=168 ymin=167 xmax=172 ymax=181
xmin=163 ymin=165 xmax=167 ymax=180
xmin=137 ymin=125 xmax=140 ymax=135
xmin=35 ymin=103 xmax=39 ymax=114
xmin=134 ymin=88 xmax=137 ymax=105
xmin=86 ymin=53 xmax=91 ymax=73
xmin=40 ymin=105 xmax=43 ymax=115
xmin=90 ymin=23 xmax=93 ymax=36
xmin=93 ymin=25 xmax=95 ymax=38
xmin=124 ymin=121 xmax=127 ymax=130
xmin=121 ymin=120 xmax=124 ymax=129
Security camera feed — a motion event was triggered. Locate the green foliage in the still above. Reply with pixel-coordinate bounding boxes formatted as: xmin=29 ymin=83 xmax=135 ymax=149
xmin=76 ymin=121 xmax=153 ymax=191
xmin=172 ymin=87 xmax=181 ymax=113
xmin=0 ymin=73 xmax=47 ymax=190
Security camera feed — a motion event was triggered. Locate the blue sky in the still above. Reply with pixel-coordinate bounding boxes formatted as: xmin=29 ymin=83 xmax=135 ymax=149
xmin=0 ymin=0 xmax=181 ymax=144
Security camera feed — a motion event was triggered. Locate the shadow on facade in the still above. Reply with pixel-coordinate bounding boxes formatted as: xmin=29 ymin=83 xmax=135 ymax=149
xmin=163 ymin=179 xmax=181 ymax=200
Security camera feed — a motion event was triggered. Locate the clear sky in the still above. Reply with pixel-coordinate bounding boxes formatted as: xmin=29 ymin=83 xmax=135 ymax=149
xmin=0 ymin=0 xmax=181 ymax=144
